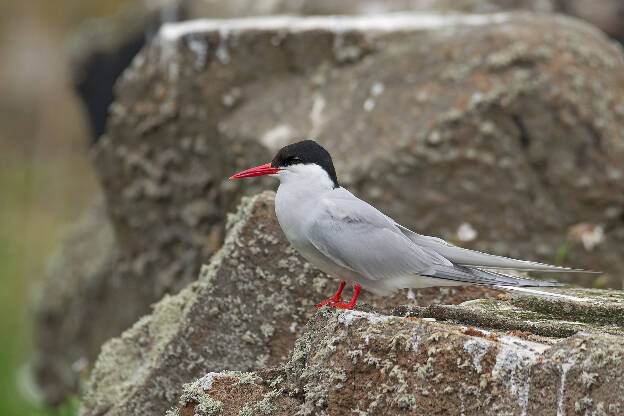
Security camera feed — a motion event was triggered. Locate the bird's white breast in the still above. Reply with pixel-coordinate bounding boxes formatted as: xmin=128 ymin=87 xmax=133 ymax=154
xmin=274 ymin=163 xmax=335 ymax=247
xmin=274 ymin=166 xmax=355 ymax=279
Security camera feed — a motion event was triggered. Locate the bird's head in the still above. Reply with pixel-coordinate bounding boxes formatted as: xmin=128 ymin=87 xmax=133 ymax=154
xmin=230 ymin=140 xmax=339 ymax=188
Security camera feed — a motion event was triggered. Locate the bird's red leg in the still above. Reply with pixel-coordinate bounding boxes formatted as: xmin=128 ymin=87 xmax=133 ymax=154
xmin=316 ymin=281 xmax=346 ymax=308
xmin=327 ymin=284 xmax=361 ymax=310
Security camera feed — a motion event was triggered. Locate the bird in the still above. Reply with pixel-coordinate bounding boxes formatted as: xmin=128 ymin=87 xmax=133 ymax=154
xmin=230 ymin=140 xmax=593 ymax=309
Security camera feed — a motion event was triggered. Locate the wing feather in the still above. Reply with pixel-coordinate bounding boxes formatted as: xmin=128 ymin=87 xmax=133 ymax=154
xmin=304 ymin=196 xmax=451 ymax=281
xmin=304 ymin=189 xmax=571 ymax=288
xmin=395 ymin=224 xmax=593 ymax=273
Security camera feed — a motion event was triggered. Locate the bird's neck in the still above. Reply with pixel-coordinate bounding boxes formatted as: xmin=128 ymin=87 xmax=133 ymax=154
xmin=274 ymin=169 xmax=337 ymax=237
xmin=276 ymin=164 xmax=337 ymax=195
xmin=276 ymin=176 xmax=334 ymax=205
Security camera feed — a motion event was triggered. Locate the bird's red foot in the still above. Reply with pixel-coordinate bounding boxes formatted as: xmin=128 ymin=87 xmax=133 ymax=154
xmin=316 ymin=296 xmax=343 ymax=308
xmin=316 ymin=281 xmax=346 ymax=308
xmin=322 ymin=284 xmax=361 ymax=310
xmin=326 ymin=300 xmax=357 ymax=309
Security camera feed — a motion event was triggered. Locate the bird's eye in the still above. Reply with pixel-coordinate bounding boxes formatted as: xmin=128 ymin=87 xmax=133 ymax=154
xmin=288 ymin=156 xmax=301 ymax=164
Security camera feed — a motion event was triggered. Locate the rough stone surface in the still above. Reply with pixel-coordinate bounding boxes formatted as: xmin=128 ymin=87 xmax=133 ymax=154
xmin=78 ymin=191 xmax=498 ymax=416
xmin=70 ymin=0 xmax=624 ymax=142
xmin=99 ymin=12 xmax=624 ymax=300
xmin=33 ymin=199 xmax=117 ymax=404
xmin=184 ymin=0 xmax=624 ymax=44
xmin=174 ymin=293 xmax=624 ymax=416
xmin=34 ymin=197 xmax=197 ymax=405
xmin=47 ymin=8 xmax=624 ymax=405
xmin=558 ymin=0 xmax=624 ymax=44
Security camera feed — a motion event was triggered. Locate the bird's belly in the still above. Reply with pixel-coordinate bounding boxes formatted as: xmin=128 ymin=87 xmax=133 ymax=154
xmin=287 ymin=234 xmax=465 ymax=295
xmin=287 ymin=236 xmax=357 ymax=279
xmin=274 ymin=191 xmax=349 ymax=277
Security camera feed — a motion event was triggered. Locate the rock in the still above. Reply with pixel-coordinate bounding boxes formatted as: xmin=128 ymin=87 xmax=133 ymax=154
xmin=33 ymin=195 xmax=494 ymax=406
xmin=171 ymin=369 xmax=299 ymax=416
xmin=559 ymin=0 xmax=624 ymax=44
xmin=69 ymin=0 xmax=174 ymax=141
xmin=55 ymin=9 xmax=624 ymax=406
xmin=70 ymin=0 xmax=624 ymax=142
xmin=33 ymin=199 xmax=117 ymax=404
xmin=173 ymin=289 xmax=624 ymax=415
xmin=34 ymin=196 xmax=190 ymax=405
xmin=78 ymin=191 xmax=498 ymax=416
xmin=100 ymin=12 xmax=624 ymax=298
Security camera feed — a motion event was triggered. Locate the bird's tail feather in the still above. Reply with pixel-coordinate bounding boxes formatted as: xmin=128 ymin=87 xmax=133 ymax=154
xmin=492 ymin=285 xmax=588 ymax=302
xmin=427 ymin=264 xmax=565 ymax=287
xmin=427 ymin=265 xmax=589 ymax=302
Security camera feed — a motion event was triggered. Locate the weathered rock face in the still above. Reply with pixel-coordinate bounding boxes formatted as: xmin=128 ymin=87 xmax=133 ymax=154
xmin=70 ymin=0 xmax=624 ymax=143
xmin=70 ymin=0 xmax=624 ymax=151
xmin=184 ymin=0 xmax=624 ymax=44
xmin=33 ymin=193 xmax=494 ymax=405
xmin=173 ymin=291 xmax=624 ymax=416
xmin=50 ymin=8 xmax=624 ymax=407
xmin=33 ymin=199 xmax=118 ymax=403
xmin=34 ymin=197 xmax=183 ymax=405
xmin=559 ymin=0 xmax=624 ymax=44
xmin=98 ymin=12 xmax=624 ymax=302
xmin=78 ymin=191 xmax=499 ymax=416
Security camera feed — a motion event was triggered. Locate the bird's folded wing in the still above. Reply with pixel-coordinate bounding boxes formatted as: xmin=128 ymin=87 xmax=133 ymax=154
xmin=426 ymin=264 xmax=566 ymax=287
xmin=304 ymin=198 xmax=451 ymax=281
xmin=304 ymin=198 xmax=565 ymax=287
xmin=395 ymin=224 xmax=592 ymax=272
xmin=305 ymin=195 xmax=569 ymax=287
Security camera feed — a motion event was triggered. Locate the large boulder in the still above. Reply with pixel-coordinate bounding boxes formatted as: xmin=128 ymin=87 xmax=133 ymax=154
xmin=99 ymin=12 xmax=624 ymax=298
xmin=172 ymin=290 xmax=624 ymax=415
xmin=558 ymin=0 xmax=624 ymax=44
xmin=78 ymin=191 xmax=499 ymax=416
xmin=70 ymin=0 xmax=624 ymax=142
xmin=44 ymin=9 xmax=624 ymax=405
xmin=33 ymin=200 xmax=117 ymax=403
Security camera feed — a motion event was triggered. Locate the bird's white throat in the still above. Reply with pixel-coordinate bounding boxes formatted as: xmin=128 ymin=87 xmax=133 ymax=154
xmin=275 ymin=163 xmax=336 ymax=194
xmin=274 ymin=163 xmax=336 ymax=246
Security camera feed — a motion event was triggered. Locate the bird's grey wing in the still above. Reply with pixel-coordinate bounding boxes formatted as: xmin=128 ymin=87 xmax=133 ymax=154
xmin=303 ymin=197 xmax=451 ymax=281
xmin=305 ymin=191 xmax=566 ymax=287
xmin=394 ymin=224 xmax=591 ymax=273
xmin=425 ymin=264 xmax=565 ymax=287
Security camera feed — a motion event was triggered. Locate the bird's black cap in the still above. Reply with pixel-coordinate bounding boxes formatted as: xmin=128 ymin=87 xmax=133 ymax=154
xmin=271 ymin=140 xmax=339 ymax=188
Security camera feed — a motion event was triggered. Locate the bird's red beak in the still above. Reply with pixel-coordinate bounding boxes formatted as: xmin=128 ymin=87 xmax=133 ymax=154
xmin=230 ymin=163 xmax=280 ymax=179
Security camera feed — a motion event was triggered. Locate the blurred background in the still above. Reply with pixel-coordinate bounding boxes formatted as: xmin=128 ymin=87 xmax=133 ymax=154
xmin=0 ymin=0 xmax=129 ymax=414
xmin=1 ymin=0 xmax=624 ymax=415
xmin=0 ymin=0 xmax=135 ymax=415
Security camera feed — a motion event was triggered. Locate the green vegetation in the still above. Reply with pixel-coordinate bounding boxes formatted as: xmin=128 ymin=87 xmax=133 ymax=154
xmin=555 ymin=241 xmax=570 ymax=265
xmin=0 ymin=0 xmax=129 ymax=414
xmin=32 ymin=398 xmax=81 ymax=416
xmin=0 ymin=130 xmax=96 ymax=414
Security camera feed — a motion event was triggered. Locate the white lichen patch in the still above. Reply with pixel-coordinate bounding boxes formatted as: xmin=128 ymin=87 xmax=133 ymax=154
xmin=309 ymin=93 xmax=326 ymax=138
xmin=158 ymin=13 xmax=513 ymax=43
xmin=260 ymin=323 xmax=275 ymax=338
xmin=185 ymin=33 xmax=209 ymax=70
xmin=557 ymin=355 xmax=578 ymax=416
xmin=196 ymin=397 xmax=224 ymax=416
xmin=456 ymin=222 xmax=477 ymax=242
xmin=463 ymin=338 xmax=491 ymax=374
xmin=260 ymin=124 xmax=296 ymax=151
xmin=189 ymin=372 xmax=221 ymax=392
xmin=337 ymin=310 xmax=390 ymax=327
xmin=411 ymin=329 xmax=421 ymax=352
xmin=492 ymin=343 xmax=540 ymax=415
xmin=215 ymin=27 xmax=230 ymax=64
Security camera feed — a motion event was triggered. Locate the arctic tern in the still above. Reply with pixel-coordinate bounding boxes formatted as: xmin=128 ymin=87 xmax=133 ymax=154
xmin=231 ymin=140 xmax=590 ymax=309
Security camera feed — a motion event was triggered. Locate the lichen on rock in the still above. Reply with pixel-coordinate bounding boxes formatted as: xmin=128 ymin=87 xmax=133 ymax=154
xmin=176 ymin=297 xmax=624 ymax=415
xmin=80 ymin=191 xmax=490 ymax=415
